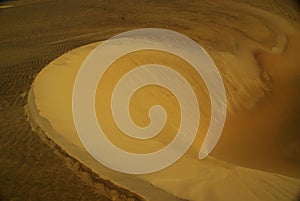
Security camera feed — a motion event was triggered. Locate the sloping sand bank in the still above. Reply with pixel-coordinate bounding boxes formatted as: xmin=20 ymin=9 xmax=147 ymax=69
xmin=27 ymin=38 xmax=300 ymax=200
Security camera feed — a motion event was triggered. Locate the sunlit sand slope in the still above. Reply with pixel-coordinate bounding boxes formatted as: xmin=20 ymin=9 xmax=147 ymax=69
xmin=28 ymin=39 xmax=300 ymax=200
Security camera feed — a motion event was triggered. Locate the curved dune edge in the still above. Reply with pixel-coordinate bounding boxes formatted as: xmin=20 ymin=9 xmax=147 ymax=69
xmin=25 ymin=94 xmax=147 ymax=201
xmin=26 ymin=42 xmax=300 ymax=201
xmin=25 ymin=43 xmax=185 ymax=201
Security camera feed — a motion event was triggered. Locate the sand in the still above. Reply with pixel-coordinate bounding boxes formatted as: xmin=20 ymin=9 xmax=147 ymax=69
xmin=26 ymin=1 xmax=300 ymax=200
xmin=1 ymin=0 xmax=300 ymax=200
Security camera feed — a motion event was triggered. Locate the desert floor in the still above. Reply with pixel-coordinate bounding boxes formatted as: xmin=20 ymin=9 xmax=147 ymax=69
xmin=1 ymin=0 xmax=300 ymax=201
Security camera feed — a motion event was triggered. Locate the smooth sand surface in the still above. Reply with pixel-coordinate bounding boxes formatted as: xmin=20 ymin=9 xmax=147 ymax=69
xmin=24 ymin=0 xmax=300 ymax=200
xmin=29 ymin=43 xmax=300 ymax=201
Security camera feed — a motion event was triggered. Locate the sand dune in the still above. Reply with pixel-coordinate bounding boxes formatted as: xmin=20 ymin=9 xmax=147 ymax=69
xmin=1 ymin=0 xmax=298 ymax=200
xmin=26 ymin=1 xmax=300 ymax=199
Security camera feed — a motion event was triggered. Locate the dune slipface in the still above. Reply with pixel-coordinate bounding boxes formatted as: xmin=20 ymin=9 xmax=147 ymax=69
xmin=26 ymin=1 xmax=300 ymax=201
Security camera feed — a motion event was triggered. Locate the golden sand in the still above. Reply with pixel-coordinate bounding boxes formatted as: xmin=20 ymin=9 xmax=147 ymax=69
xmin=28 ymin=39 xmax=300 ymax=200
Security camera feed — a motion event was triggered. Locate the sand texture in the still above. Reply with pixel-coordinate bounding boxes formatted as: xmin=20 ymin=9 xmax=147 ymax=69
xmin=1 ymin=0 xmax=300 ymax=200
